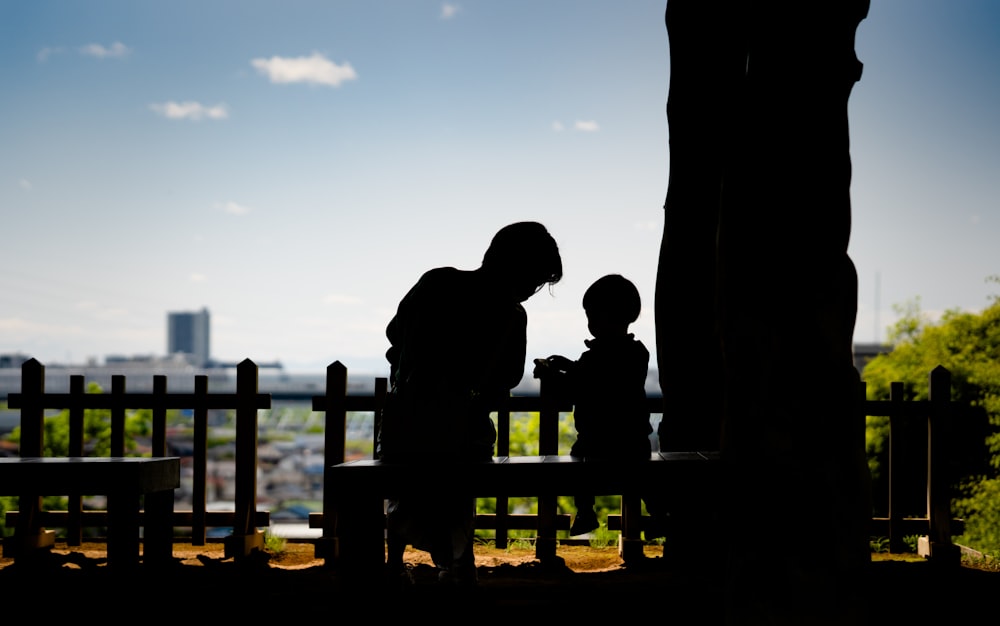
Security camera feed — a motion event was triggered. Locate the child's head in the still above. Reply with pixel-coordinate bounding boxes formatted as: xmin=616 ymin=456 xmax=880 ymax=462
xmin=482 ymin=221 xmax=563 ymax=302
xmin=582 ymin=274 xmax=640 ymax=337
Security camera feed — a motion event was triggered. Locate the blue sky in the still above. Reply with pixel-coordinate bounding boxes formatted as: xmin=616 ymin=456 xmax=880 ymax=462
xmin=2 ymin=1 xmax=998 ymax=379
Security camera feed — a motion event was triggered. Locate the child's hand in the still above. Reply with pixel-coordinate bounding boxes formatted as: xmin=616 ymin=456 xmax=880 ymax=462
xmin=533 ymin=355 xmax=571 ymax=378
xmin=546 ymin=355 xmax=573 ymax=372
xmin=532 ymin=358 xmax=550 ymax=379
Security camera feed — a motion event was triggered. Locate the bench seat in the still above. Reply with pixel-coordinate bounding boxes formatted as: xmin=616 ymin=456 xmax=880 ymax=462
xmin=0 ymin=457 xmax=180 ymax=568
xmin=324 ymin=451 xmax=720 ymax=567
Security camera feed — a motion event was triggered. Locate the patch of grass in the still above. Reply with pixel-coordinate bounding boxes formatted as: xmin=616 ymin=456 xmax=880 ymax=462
xmin=506 ymin=537 xmax=535 ymax=552
xmin=962 ymin=553 xmax=1000 ymax=572
xmin=869 ymin=536 xmax=890 ymax=553
xmin=588 ymin=523 xmax=618 ymax=549
xmin=264 ymin=529 xmax=286 ymax=555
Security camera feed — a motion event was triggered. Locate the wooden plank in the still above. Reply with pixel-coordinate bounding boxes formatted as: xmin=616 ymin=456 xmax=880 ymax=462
xmin=307 ymin=512 xmax=571 ymax=531
xmin=6 ymin=510 xmax=271 ymax=527
xmin=0 ymin=457 xmax=180 ymax=494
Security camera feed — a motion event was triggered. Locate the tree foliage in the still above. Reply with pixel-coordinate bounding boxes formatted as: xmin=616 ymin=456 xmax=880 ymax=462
xmin=7 ymin=382 xmax=152 ymax=457
xmin=862 ymin=281 xmax=1000 ymax=554
xmin=1 ymin=382 xmax=154 ymax=536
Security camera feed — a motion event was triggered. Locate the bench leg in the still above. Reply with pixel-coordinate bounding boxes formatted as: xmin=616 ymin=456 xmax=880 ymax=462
xmin=535 ymin=495 xmax=558 ymax=563
xmin=620 ymin=494 xmax=645 ymax=564
xmin=5 ymin=494 xmax=55 ymax=562
xmin=143 ymin=489 xmax=175 ymax=566
xmin=336 ymin=495 xmax=386 ymax=573
xmin=107 ymin=493 xmax=140 ymax=569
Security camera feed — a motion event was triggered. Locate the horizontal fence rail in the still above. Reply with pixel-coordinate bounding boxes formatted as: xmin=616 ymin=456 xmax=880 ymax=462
xmin=5 ymin=357 xmax=270 ymax=563
xmin=3 ymin=358 xmax=971 ymax=566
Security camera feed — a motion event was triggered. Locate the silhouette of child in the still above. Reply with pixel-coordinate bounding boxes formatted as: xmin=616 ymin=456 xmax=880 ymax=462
xmin=380 ymin=221 xmax=563 ymax=585
xmin=533 ymin=274 xmax=663 ymax=537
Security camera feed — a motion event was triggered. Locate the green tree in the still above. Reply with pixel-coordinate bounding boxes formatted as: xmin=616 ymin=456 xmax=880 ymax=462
xmin=6 ymin=382 xmax=152 ymax=457
xmin=863 ymin=282 xmax=1000 ymax=554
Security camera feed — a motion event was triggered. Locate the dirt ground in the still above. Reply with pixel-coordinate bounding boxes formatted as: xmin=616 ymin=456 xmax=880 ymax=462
xmin=1 ymin=541 xmax=996 ymax=622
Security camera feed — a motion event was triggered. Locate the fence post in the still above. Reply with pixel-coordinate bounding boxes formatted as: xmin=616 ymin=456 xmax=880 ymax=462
xmin=152 ymin=375 xmax=168 ymax=457
xmin=192 ymin=375 xmax=209 ymax=545
xmin=111 ymin=375 xmax=126 ymax=457
xmin=315 ymin=361 xmax=347 ymax=562
xmin=66 ymin=375 xmax=86 ymax=546
xmin=536 ymin=377 xmax=559 ymax=562
xmin=144 ymin=374 xmax=174 ymax=565
xmin=887 ymin=381 xmax=905 ymax=553
xmin=927 ymin=365 xmax=960 ymax=566
xmin=373 ymin=376 xmax=387 ymax=460
xmin=494 ymin=395 xmax=511 ymax=549
xmin=224 ymin=358 xmax=268 ymax=559
xmin=6 ymin=359 xmax=55 ymax=557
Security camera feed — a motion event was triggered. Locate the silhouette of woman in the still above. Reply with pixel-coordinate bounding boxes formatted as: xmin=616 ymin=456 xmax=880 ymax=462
xmin=379 ymin=221 xmax=562 ymax=584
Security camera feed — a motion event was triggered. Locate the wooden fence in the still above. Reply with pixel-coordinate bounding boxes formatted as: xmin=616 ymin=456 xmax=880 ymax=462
xmin=5 ymin=357 xmax=270 ymax=561
xmin=310 ymin=361 xmax=972 ymax=563
xmin=2 ymin=358 xmax=974 ymax=564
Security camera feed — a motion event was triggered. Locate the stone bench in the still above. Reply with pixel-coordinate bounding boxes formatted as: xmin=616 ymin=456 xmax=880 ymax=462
xmin=323 ymin=451 xmax=721 ymax=569
xmin=0 ymin=456 xmax=180 ymax=568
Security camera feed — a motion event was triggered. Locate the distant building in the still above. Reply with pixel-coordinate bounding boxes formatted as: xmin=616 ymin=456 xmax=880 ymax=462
xmin=168 ymin=308 xmax=211 ymax=367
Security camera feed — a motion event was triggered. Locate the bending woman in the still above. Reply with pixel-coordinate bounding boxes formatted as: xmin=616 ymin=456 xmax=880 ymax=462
xmin=379 ymin=221 xmax=562 ymax=584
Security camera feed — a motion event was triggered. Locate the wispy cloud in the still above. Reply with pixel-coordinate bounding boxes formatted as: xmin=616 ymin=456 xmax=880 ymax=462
xmin=552 ymin=120 xmax=601 ymax=132
xmin=149 ymin=101 xmax=229 ymax=121
xmin=19 ymin=179 xmax=33 ymax=191
xmin=441 ymin=3 xmax=461 ymax=19
xmin=37 ymin=46 xmax=64 ymax=62
xmin=251 ymin=52 xmax=358 ymax=87
xmin=190 ymin=273 xmax=208 ymax=283
xmin=79 ymin=42 xmax=131 ymax=59
xmin=218 ymin=201 xmax=252 ymax=216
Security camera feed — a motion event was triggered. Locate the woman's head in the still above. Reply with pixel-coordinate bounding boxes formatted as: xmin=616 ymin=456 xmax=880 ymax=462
xmin=482 ymin=222 xmax=562 ymax=302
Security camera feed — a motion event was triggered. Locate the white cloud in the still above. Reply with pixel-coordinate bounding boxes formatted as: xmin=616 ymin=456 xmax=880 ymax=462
xmin=80 ymin=42 xmax=131 ymax=59
xmin=149 ymin=101 xmax=229 ymax=121
xmin=441 ymin=3 xmax=461 ymax=19
xmin=251 ymin=52 xmax=358 ymax=87
xmin=219 ymin=201 xmax=252 ymax=216
xmin=551 ymin=121 xmax=565 ymax=132
xmin=19 ymin=179 xmax=32 ymax=191
xmin=575 ymin=120 xmax=600 ymax=132
xmin=37 ymin=47 xmax=64 ymax=62
xmin=324 ymin=294 xmax=363 ymax=305
xmin=190 ymin=273 xmax=208 ymax=283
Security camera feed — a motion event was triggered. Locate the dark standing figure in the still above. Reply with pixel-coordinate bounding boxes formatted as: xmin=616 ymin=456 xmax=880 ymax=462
xmin=533 ymin=274 xmax=664 ymax=537
xmin=379 ymin=221 xmax=562 ymax=585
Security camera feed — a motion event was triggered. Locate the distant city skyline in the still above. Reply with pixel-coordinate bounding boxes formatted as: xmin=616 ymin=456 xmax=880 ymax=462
xmin=2 ymin=2 xmax=998 ymax=376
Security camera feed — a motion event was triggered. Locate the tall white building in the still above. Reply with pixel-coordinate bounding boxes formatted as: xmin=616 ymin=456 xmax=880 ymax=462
xmin=167 ymin=308 xmax=211 ymax=367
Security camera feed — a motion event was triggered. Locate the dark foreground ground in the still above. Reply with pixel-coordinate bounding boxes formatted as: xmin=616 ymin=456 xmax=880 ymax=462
xmin=0 ymin=542 xmax=995 ymax=622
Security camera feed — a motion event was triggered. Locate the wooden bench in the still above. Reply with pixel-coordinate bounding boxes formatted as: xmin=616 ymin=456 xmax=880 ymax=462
xmin=4 ymin=357 xmax=272 ymax=564
xmin=323 ymin=451 xmax=721 ymax=569
xmin=0 ymin=456 xmax=180 ymax=568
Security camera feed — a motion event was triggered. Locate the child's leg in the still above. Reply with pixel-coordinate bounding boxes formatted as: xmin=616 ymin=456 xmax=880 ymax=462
xmin=642 ymin=493 xmax=669 ymax=539
xmin=384 ymin=499 xmax=407 ymax=570
xmin=570 ymin=494 xmax=599 ymax=535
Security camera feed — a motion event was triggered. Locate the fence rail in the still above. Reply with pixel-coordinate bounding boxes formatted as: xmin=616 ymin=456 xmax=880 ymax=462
xmin=6 ymin=357 xmax=270 ymax=561
xmin=2 ymin=358 xmax=973 ymax=565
